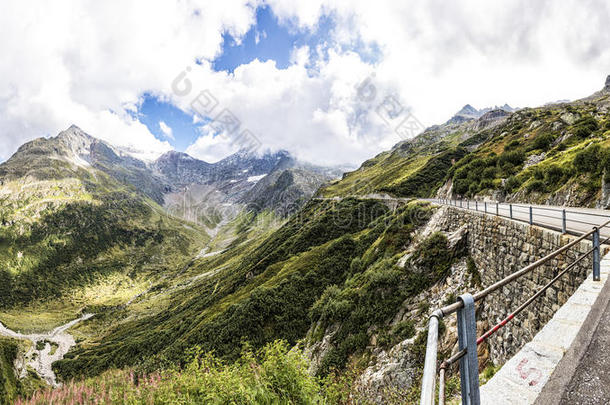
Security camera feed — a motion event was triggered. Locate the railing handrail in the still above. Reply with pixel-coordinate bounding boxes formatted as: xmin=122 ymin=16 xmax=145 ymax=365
xmin=426 ymin=198 xmax=610 ymax=234
xmin=436 ymin=223 xmax=603 ymax=317
xmin=419 ymin=199 xmax=610 ymax=405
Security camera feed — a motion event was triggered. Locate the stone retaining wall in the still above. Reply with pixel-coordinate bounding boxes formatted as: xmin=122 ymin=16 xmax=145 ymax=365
xmin=437 ymin=207 xmax=607 ymax=365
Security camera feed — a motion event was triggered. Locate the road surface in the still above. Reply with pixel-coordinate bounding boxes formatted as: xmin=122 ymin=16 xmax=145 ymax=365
xmin=425 ymin=199 xmax=610 ymax=240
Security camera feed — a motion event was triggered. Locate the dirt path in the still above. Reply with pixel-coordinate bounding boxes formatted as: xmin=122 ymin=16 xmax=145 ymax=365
xmin=0 ymin=313 xmax=94 ymax=387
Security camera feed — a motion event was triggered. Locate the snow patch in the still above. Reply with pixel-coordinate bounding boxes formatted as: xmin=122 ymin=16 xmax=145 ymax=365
xmin=247 ymin=174 xmax=266 ymax=183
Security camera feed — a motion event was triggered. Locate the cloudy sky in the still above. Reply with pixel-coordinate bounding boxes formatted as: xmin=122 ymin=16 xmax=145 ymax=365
xmin=1 ymin=0 xmax=609 ymax=165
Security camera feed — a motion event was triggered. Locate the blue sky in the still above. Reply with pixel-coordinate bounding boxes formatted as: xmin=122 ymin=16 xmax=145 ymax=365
xmin=4 ymin=1 xmax=610 ymax=165
xmin=139 ymin=6 xmax=336 ymax=157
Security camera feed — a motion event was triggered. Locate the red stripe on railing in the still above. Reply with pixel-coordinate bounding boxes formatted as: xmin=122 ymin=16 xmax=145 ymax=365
xmin=477 ymin=313 xmax=514 ymax=345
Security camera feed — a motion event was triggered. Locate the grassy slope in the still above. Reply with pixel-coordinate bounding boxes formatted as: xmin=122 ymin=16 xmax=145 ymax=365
xmin=21 ymin=341 xmax=331 ymax=405
xmin=320 ymin=124 xmax=471 ymax=198
xmin=0 ymin=146 xmax=210 ymax=399
xmin=447 ymin=101 xmax=610 ymax=203
xmin=55 ymin=198 xmax=393 ymax=378
xmin=321 ymin=93 xmax=610 ymax=205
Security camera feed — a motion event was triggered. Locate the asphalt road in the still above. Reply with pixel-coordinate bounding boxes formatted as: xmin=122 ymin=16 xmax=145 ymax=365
xmin=559 ymin=284 xmax=610 ymax=404
xmin=426 ymin=199 xmax=610 ymax=240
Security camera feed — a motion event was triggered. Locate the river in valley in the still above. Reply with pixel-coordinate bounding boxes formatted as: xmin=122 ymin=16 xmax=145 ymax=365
xmin=0 ymin=313 xmax=94 ymax=387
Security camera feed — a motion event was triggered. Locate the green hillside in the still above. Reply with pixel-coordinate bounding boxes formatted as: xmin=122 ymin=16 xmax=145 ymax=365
xmin=321 ymin=88 xmax=610 ymax=207
xmin=5 ymin=79 xmax=610 ymax=404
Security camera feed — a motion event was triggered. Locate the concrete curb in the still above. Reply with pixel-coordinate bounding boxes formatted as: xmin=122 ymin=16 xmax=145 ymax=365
xmin=535 ymin=258 xmax=610 ymax=404
xmin=479 ymin=255 xmax=610 ymax=404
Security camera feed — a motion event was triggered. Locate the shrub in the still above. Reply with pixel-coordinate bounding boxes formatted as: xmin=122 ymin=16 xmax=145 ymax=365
xmin=481 ymin=166 xmax=497 ymax=180
xmin=500 ymin=162 xmax=517 ymax=176
xmin=531 ymin=166 xmax=544 ymax=180
xmin=526 ymin=179 xmax=546 ymax=193
xmin=574 ymin=144 xmax=601 ymax=174
xmin=573 ymin=116 xmax=599 ymax=138
xmin=544 ymin=165 xmax=565 ymax=187
xmin=505 ymin=139 xmax=521 ymax=151
xmin=392 ymin=320 xmax=416 ymax=341
xmin=504 ymin=176 xmax=521 ymax=193
xmin=414 ymin=232 xmax=454 ymax=280
xmin=479 ymin=179 xmax=494 ymax=190
xmin=531 ymin=133 xmax=555 ymax=150
xmin=468 ymin=182 xmax=479 ymax=196
xmin=498 ymin=149 xmax=525 ymax=166
xmin=453 ymin=178 xmax=470 ymax=196
xmin=466 ymin=257 xmax=481 ymax=287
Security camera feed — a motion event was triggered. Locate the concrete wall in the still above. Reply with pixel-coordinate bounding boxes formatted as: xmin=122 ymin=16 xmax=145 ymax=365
xmin=437 ymin=207 xmax=606 ymax=365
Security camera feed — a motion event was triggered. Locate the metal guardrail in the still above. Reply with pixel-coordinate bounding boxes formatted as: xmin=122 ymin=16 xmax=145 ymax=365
xmin=419 ymin=199 xmax=610 ymax=405
xmin=426 ymin=198 xmax=610 ymax=236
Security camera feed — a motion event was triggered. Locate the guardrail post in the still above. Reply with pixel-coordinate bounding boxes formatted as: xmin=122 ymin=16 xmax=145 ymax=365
xmin=475 ymin=201 xmax=478 ymax=211
xmin=562 ymin=209 xmax=567 ymax=234
xmin=509 ymin=204 xmax=513 ymax=219
xmin=467 ymin=200 xmax=470 ymax=210
xmin=496 ymin=202 xmax=499 ymax=216
xmin=593 ymin=227 xmax=600 ymax=281
xmin=420 ymin=310 xmax=442 ymax=405
xmin=457 ymin=294 xmax=480 ymax=405
xmin=484 ymin=202 xmax=487 ymax=213
xmin=460 ymin=200 xmax=463 ymax=208
xmin=529 ymin=206 xmax=533 ymax=225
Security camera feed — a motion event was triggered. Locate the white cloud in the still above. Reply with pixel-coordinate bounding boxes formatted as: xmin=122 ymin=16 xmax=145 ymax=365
xmin=158 ymin=121 xmax=174 ymax=140
xmin=270 ymin=0 xmax=610 ymax=127
xmin=1 ymin=0 xmax=609 ymax=167
xmin=186 ymin=132 xmax=241 ymax=163
xmin=0 ymin=0 xmax=260 ymax=161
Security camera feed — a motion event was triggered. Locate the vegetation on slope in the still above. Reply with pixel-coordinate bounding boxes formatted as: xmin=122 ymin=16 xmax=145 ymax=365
xmin=21 ymin=339 xmax=418 ymax=405
xmin=0 ymin=191 xmax=204 ymax=308
xmin=54 ymin=198 xmax=394 ymax=379
xmin=448 ymin=107 xmax=610 ymax=202
xmin=319 ymin=86 xmax=610 ymax=206
xmin=21 ymin=341 xmax=324 ymax=405
xmin=0 ymin=338 xmax=45 ymax=404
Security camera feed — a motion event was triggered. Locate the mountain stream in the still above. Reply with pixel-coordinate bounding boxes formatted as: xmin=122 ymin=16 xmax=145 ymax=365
xmin=0 ymin=313 xmax=93 ymax=387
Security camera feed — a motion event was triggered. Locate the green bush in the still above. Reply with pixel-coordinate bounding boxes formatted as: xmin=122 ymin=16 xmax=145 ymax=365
xmin=504 ymin=176 xmax=521 ymax=193
xmin=544 ymin=165 xmax=565 ymax=187
xmin=504 ymin=139 xmax=521 ymax=151
xmin=531 ymin=166 xmax=544 ymax=180
xmin=526 ymin=179 xmax=546 ymax=193
xmin=479 ymin=179 xmax=494 ymax=190
xmin=531 ymin=133 xmax=555 ymax=151
xmin=453 ymin=178 xmax=470 ymax=196
xmin=481 ymin=166 xmax=497 ymax=180
xmin=574 ymin=144 xmax=601 ymax=174
xmin=498 ymin=149 xmax=525 ymax=166
xmin=572 ymin=116 xmax=599 ymax=138
xmin=466 ymin=257 xmax=481 ymax=287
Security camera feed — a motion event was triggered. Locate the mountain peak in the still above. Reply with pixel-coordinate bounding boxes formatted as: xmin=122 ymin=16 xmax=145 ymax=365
xmin=157 ymin=150 xmax=201 ymax=162
xmin=54 ymin=125 xmax=97 ymax=155
xmin=457 ymin=104 xmax=478 ymax=116
xmin=58 ymin=124 xmax=91 ymax=138
xmin=605 ymin=75 xmax=610 ymax=92
xmin=447 ymin=104 xmax=516 ymax=125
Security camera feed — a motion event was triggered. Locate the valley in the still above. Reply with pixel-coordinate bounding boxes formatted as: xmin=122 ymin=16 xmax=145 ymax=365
xmin=0 ymin=314 xmax=93 ymax=387
xmin=0 ymin=77 xmax=609 ymax=404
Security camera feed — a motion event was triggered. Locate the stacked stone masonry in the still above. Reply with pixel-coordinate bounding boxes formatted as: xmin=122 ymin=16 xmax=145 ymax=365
xmin=437 ymin=207 xmax=606 ymax=365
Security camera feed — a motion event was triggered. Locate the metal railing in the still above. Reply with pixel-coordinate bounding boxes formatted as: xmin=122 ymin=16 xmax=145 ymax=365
xmin=426 ymin=198 xmax=610 ymax=237
xmin=419 ymin=202 xmax=610 ymax=405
